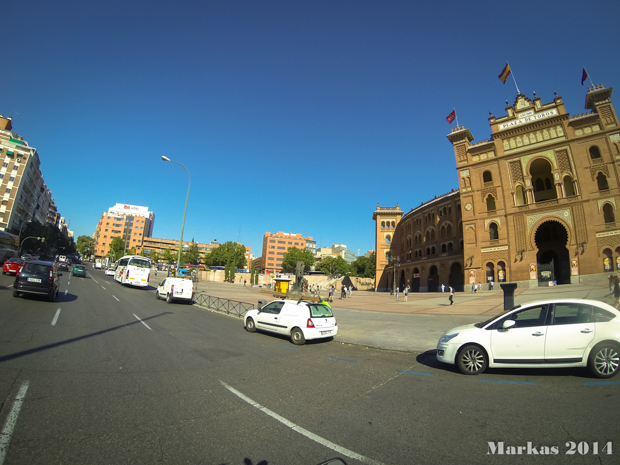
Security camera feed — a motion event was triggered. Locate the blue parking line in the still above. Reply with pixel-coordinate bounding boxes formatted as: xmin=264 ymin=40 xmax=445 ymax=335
xmin=480 ymin=379 xmax=535 ymax=385
xmin=583 ymin=381 xmax=620 ymax=386
xmin=329 ymin=356 xmax=358 ymax=364
xmin=397 ymin=370 xmax=435 ymax=377
xmin=277 ymin=344 xmax=299 ymax=351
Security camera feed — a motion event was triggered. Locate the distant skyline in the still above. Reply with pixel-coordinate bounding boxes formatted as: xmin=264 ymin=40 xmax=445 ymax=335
xmin=3 ymin=0 xmax=619 ymax=257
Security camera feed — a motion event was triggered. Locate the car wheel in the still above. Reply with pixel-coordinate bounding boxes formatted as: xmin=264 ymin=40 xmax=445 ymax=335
xmin=13 ymin=289 xmax=19 ymax=298
xmin=48 ymin=290 xmax=56 ymax=302
xmin=246 ymin=317 xmax=256 ymax=333
xmin=291 ymin=327 xmax=306 ymax=345
xmin=155 ymin=290 xmax=160 ymax=300
xmin=457 ymin=344 xmax=487 ymax=375
xmin=166 ymin=293 xmax=172 ymax=304
xmin=2 ymin=271 xmax=5 ymax=275
xmin=588 ymin=343 xmax=620 ymax=378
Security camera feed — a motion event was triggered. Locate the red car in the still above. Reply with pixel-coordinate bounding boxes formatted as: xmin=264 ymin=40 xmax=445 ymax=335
xmin=3 ymin=258 xmax=25 ymax=275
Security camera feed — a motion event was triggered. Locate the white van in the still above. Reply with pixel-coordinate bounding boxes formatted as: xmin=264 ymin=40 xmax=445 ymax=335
xmin=155 ymin=277 xmax=194 ymax=304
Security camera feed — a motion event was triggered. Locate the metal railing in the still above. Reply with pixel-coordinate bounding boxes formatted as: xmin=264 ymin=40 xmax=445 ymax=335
xmin=193 ymin=292 xmax=256 ymax=318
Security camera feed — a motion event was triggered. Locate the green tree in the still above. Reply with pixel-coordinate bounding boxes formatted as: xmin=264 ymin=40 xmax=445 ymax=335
xmin=110 ymin=237 xmax=125 ymax=261
xmin=316 ymin=256 xmax=350 ymax=276
xmin=350 ymin=253 xmax=376 ymax=278
xmin=229 ymin=261 xmax=236 ymax=283
xmin=162 ymin=248 xmax=175 ymax=265
xmin=281 ymin=247 xmax=315 ymax=272
xmin=204 ymin=242 xmax=246 ymax=268
xmin=76 ymin=235 xmax=92 ymax=256
xmin=183 ymin=243 xmax=201 ymax=265
xmin=151 ymin=251 xmax=160 ymax=265
xmin=127 ymin=247 xmax=137 ymax=256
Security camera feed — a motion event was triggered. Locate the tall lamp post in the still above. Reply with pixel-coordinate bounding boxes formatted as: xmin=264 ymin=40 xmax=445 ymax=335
xmin=390 ymin=256 xmax=401 ymax=295
xmin=161 ymin=156 xmax=191 ymax=269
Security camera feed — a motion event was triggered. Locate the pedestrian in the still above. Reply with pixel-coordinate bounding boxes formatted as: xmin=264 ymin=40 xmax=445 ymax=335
xmin=396 ymin=285 xmax=399 ymax=300
xmin=610 ymin=275 xmax=616 ymax=294
xmin=348 ymin=286 xmax=352 ymax=298
xmin=341 ymin=285 xmax=346 ymax=299
xmin=244 ymin=279 xmax=247 ymax=287
xmin=343 ymin=285 xmax=348 ymax=298
xmin=471 ymin=282 xmax=475 ymax=293
xmin=404 ymin=285 xmax=409 ymax=302
xmin=441 ymin=284 xmax=445 ymax=293
xmin=489 ymin=280 xmax=494 ymax=291
xmin=449 ymin=286 xmax=454 ymax=305
xmin=329 ymin=286 xmax=334 ymax=302
xmin=477 ymin=282 xmax=482 ymax=293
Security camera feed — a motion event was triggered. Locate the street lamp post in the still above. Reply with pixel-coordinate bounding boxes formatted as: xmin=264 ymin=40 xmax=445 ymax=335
xmin=390 ymin=256 xmax=400 ymax=295
xmin=161 ymin=156 xmax=191 ymax=269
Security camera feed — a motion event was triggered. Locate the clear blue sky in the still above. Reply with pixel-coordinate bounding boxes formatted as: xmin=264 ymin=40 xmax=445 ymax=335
xmin=3 ymin=0 xmax=619 ymax=258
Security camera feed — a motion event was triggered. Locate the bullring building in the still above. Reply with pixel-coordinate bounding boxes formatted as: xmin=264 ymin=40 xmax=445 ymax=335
xmin=375 ymin=84 xmax=620 ymax=290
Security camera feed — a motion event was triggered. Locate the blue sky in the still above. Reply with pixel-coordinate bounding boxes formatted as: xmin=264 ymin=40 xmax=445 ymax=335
xmin=3 ymin=0 xmax=620 ymax=258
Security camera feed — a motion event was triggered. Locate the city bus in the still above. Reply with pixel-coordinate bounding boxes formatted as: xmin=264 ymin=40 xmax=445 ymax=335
xmin=114 ymin=255 xmax=152 ymax=287
xmin=0 ymin=230 xmax=19 ymax=264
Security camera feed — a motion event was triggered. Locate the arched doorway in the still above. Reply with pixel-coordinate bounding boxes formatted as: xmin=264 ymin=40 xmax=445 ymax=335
xmin=535 ymin=221 xmax=570 ymax=285
xmin=428 ymin=265 xmax=439 ymax=292
xmin=412 ymin=268 xmax=420 ymax=292
xmin=530 ymin=159 xmax=557 ymax=202
xmin=485 ymin=262 xmax=495 ymax=285
xmin=448 ymin=262 xmax=464 ymax=292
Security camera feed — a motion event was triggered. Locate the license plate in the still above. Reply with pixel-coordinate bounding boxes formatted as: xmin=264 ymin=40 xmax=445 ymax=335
xmin=320 ymin=330 xmax=332 ymax=335
xmin=27 ymin=278 xmax=42 ymax=283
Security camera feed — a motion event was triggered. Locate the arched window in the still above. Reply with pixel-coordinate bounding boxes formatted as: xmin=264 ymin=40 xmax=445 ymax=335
xmin=391 ymin=221 xmax=395 ymax=228
xmin=603 ymin=203 xmax=615 ymax=223
xmin=545 ymin=178 xmax=552 ymax=190
xmin=381 ymin=221 xmax=385 ymax=229
xmin=448 ymin=242 xmax=453 ymax=252
xmin=563 ymin=175 xmax=575 ymax=197
xmin=597 ymin=172 xmax=609 ymax=191
xmin=603 ymin=248 xmax=613 ymax=272
xmin=590 ymin=146 xmax=602 ymax=160
xmin=426 ymin=247 xmax=430 ymax=256
xmin=483 ymin=171 xmax=493 ymax=183
xmin=535 ymin=178 xmax=545 ymax=191
xmin=386 ymin=235 xmax=391 ymax=245
xmin=447 ymin=224 xmax=453 ymax=236
xmin=489 ymin=223 xmax=499 ymax=240
xmin=431 ymin=246 xmax=436 ymax=254
xmin=441 ymin=244 xmax=447 ymax=253
xmin=486 ymin=195 xmax=496 ymax=211
xmin=515 ymin=185 xmax=526 ymax=206
xmin=531 ymin=158 xmax=557 ymax=202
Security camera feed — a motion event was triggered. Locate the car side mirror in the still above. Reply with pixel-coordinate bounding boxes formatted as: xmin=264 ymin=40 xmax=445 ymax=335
xmin=502 ymin=320 xmax=516 ymax=329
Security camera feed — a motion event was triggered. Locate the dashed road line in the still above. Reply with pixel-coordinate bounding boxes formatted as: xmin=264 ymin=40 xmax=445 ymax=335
xmin=277 ymin=344 xmax=298 ymax=351
xmin=329 ymin=356 xmax=358 ymax=364
xmin=113 ymin=295 xmax=119 ymax=302
xmin=101 ymin=286 xmax=106 ymax=290
xmin=397 ymin=370 xmax=435 ymax=377
xmin=51 ymin=309 xmax=61 ymax=326
xmin=0 ymin=380 xmax=30 ymax=465
xmin=583 ymin=380 xmax=620 ymax=386
xmin=90 ymin=276 xmax=98 ymax=283
xmin=133 ymin=314 xmax=152 ymax=330
xmin=64 ymin=289 xmax=68 ymax=296
xmin=220 ymin=380 xmax=384 ymax=465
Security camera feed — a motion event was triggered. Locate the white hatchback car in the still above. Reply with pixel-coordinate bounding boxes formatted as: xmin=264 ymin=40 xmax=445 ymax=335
xmin=244 ymin=299 xmax=337 ymax=345
xmin=104 ymin=265 xmax=116 ymax=276
xmin=437 ymin=299 xmax=620 ymax=378
xmin=155 ymin=277 xmax=194 ymax=304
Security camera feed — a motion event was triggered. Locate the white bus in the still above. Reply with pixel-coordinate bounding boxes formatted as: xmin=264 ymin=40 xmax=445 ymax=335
xmin=114 ymin=255 xmax=152 ymax=287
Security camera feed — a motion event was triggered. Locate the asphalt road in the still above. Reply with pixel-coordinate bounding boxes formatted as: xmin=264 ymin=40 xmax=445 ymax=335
xmin=0 ymin=268 xmax=618 ymax=465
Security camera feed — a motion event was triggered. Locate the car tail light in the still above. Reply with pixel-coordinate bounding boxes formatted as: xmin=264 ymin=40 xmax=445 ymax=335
xmin=126 ymin=270 xmax=130 ymax=279
xmin=171 ymin=284 xmax=175 ymax=293
xmin=49 ymin=268 xmax=53 ymax=280
xmin=307 ymin=318 xmax=315 ymax=328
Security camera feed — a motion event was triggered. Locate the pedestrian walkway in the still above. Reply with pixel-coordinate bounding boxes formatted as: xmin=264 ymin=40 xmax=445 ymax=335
xmin=192 ymin=280 xmax=616 ymax=352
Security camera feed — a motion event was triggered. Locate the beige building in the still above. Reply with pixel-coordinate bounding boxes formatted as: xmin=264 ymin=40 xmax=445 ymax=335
xmin=0 ymin=116 xmax=57 ymax=234
xmin=93 ymin=203 xmax=155 ymax=258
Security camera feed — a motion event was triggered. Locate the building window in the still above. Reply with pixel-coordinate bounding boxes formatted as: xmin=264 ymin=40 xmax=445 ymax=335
xmin=563 ymin=176 xmax=575 ymax=197
xmin=277 ymin=246 xmax=285 ymax=250
xmin=483 ymin=171 xmax=493 ymax=183
xmin=489 ymin=223 xmax=499 ymax=240
xmin=9 ymin=176 xmax=15 ymax=182
xmin=5 ymin=188 xmax=11 ymax=193
xmin=589 ymin=146 xmax=602 ymax=160
xmin=603 ymin=204 xmax=615 ymax=223
xmin=486 ymin=195 xmax=496 ymax=211
xmin=597 ymin=172 xmax=609 ymax=191
xmin=278 ymin=240 xmax=285 ymax=244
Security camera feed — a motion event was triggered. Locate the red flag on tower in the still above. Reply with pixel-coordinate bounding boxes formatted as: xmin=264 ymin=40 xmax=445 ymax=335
xmin=498 ymin=63 xmax=511 ymax=83
xmin=446 ymin=110 xmax=456 ymax=124
xmin=581 ymin=68 xmax=589 ymax=85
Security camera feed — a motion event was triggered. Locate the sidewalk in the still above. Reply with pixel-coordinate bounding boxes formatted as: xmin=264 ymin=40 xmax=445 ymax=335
xmin=192 ymin=280 xmax=616 ymax=353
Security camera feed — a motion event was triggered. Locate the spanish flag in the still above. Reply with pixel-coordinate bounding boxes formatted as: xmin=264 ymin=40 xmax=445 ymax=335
xmin=498 ymin=63 xmax=511 ymax=84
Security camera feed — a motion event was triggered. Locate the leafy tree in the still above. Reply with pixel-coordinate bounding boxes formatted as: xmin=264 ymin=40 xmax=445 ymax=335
xmin=204 ymin=241 xmax=246 ymax=268
xmin=183 ymin=243 xmax=201 ymax=265
xmin=76 ymin=235 xmax=92 ymax=256
xmin=127 ymin=247 xmax=137 ymax=256
xmin=151 ymin=251 xmax=160 ymax=265
xmin=110 ymin=237 xmax=125 ymax=261
xmin=316 ymin=256 xmax=350 ymax=276
xmin=281 ymin=247 xmax=315 ymax=272
xmin=229 ymin=261 xmax=236 ymax=283
xmin=162 ymin=248 xmax=175 ymax=265
xmin=350 ymin=253 xmax=376 ymax=278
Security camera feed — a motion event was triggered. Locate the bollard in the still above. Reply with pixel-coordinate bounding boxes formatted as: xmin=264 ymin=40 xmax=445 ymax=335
xmin=500 ymin=283 xmax=518 ymax=311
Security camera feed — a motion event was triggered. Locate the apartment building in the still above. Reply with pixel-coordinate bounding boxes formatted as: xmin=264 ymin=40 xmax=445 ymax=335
xmin=260 ymin=231 xmax=314 ymax=271
xmin=0 ymin=115 xmax=57 ymax=234
xmin=93 ymin=203 xmax=155 ymax=258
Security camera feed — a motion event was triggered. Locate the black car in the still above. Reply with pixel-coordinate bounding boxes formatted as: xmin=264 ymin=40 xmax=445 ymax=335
xmin=13 ymin=260 xmax=60 ymax=302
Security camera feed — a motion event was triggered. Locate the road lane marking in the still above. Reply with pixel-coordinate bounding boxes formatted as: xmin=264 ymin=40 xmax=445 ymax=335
xmin=133 ymin=314 xmax=152 ymax=330
xmin=90 ymin=276 xmax=98 ymax=283
xmin=584 ymin=380 xmax=620 ymax=386
xmin=0 ymin=380 xmax=30 ymax=465
xmin=113 ymin=295 xmax=119 ymax=302
xmin=480 ymin=379 xmax=535 ymax=385
xmin=277 ymin=344 xmax=298 ymax=351
xmin=329 ymin=356 xmax=358 ymax=364
xmin=51 ymin=309 xmax=61 ymax=326
xmin=64 ymin=289 xmax=68 ymax=296
xmin=101 ymin=286 xmax=106 ymax=290
xmin=220 ymin=381 xmax=384 ymax=465
xmin=397 ymin=370 xmax=435 ymax=377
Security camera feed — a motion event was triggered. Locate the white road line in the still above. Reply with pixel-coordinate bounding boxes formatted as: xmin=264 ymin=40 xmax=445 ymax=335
xmin=0 ymin=380 xmax=30 ymax=465
xmin=219 ymin=381 xmax=384 ymax=465
xmin=101 ymin=286 xmax=106 ymax=290
xmin=91 ymin=276 xmax=98 ymax=283
xmin=113 ymin=295 xmax=119 ymax=302
xmin=133 ymin=314 xmax=152 ymax=330
xmin=64 ymin=289 xmax=68 ymax=296
xmin=51 ymin=309 xmax=61 ymax=326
